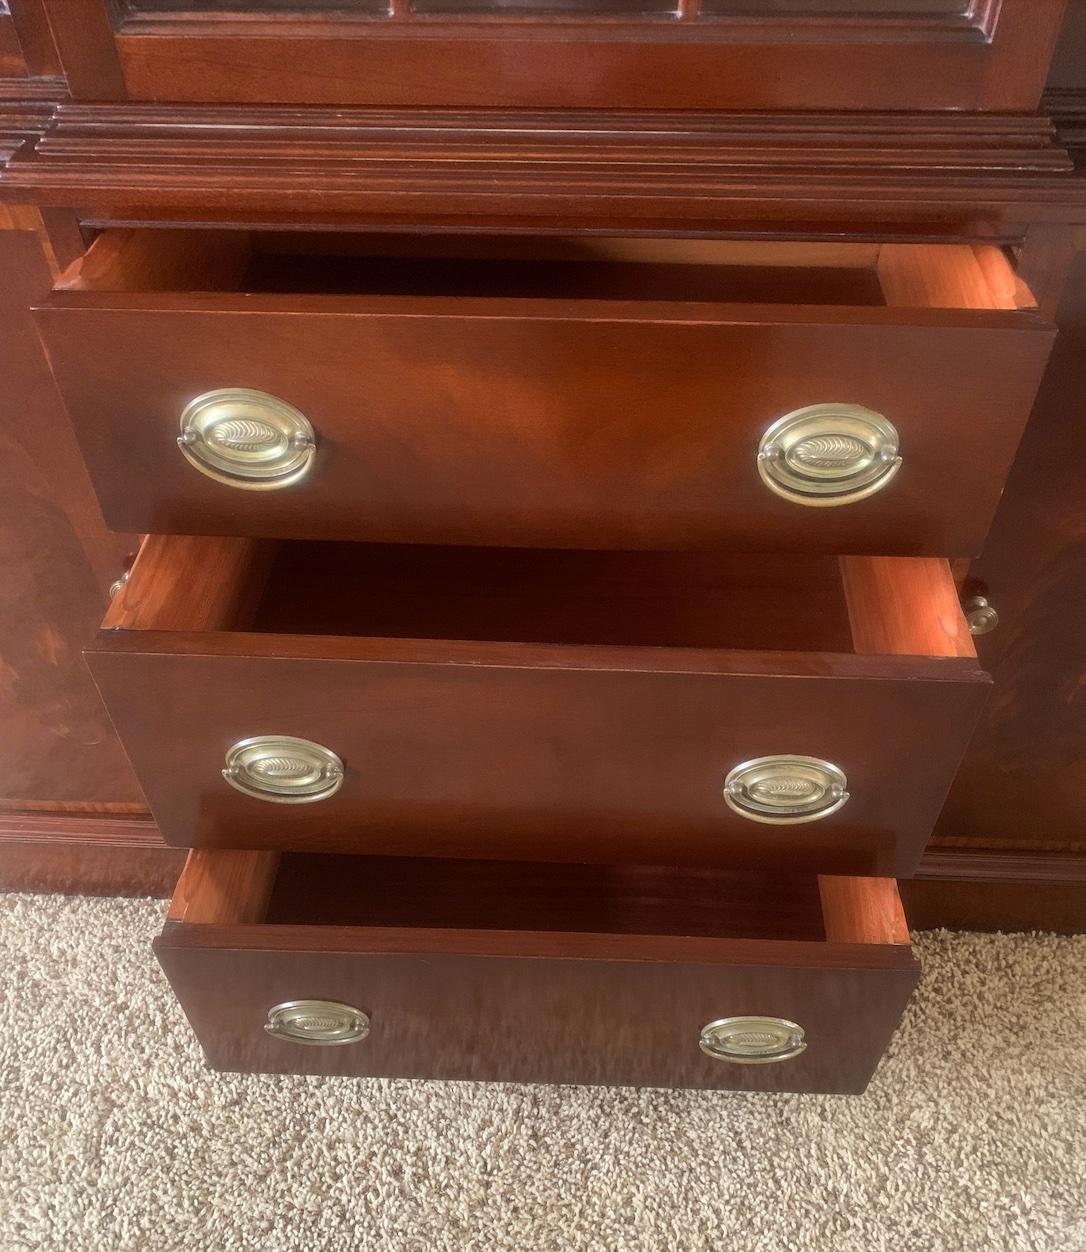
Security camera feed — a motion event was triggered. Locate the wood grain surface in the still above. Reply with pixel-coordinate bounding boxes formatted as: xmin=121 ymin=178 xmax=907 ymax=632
xmin=156 ymin=851 xmax=918 ymax=1092
xmin=45 ymin=0 xmax=1064 ymax=112
xmin=87 ymin=538 xmax=988 ymax=875
xmin=37 ymin=247 xmax=1054 ymax=555
xmin=0 ymin=221 xmax=141 ymax=810
xmin=935 ymin=249 xmax=1086 ymax=854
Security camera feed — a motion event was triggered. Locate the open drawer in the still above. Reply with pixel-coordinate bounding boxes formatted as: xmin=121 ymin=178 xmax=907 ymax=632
xmin=90 ymin=535 xmax=988 ymax=876
xmin=37 ymin=229 xmax=1054 ymax=557
xmin=156 ymin=850 xmax=920 ymax=1094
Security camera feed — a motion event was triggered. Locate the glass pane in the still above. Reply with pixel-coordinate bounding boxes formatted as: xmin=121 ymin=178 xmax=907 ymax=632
xmin=700 ymin=0 xmax=969 ymax=13
xmin=412 ymin=0 xmax=677 ymax=13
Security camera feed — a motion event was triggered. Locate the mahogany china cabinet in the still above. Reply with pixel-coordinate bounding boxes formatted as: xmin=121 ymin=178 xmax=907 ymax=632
xmin=0 ymin=0 xmax=1084 ymax=1090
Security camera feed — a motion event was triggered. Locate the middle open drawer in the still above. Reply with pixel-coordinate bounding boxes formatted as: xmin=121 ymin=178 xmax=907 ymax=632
xmin=90 ymin=538 xmax=988 ymax=876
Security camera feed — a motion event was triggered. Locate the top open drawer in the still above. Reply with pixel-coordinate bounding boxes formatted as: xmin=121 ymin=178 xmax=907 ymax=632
xmin=36 ymin=229 xmax=1055 ymax=557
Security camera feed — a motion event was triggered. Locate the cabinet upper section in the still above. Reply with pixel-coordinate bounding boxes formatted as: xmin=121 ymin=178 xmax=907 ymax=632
xmin=41 ymin=0 xmax=1067 ymax=110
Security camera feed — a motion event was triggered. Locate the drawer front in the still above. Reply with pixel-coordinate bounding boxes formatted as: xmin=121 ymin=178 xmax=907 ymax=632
xmin=38 ymin=301 xmax=1053 ymax=556
xmin=87 ymin=642 xmax=987 ymax=876
xmin=156 ymin=942 xmax=916 ymax=1094
xmin=155 ymin=857 xmax=920 ymax=1095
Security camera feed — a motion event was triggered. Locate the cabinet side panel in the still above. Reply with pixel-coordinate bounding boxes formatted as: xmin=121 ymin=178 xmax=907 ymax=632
xmin=934 ymin=251 xmax=1086 ymax=855
xmin=0 ymin=223 xmax=143 ymax=810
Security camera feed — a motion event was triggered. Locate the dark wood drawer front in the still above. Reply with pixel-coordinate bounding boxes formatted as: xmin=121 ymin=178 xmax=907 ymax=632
xmin=38 ymin=233 xmax=1054 ymax=557
xmin=87 ymin=537 xmax=989 ymax=877
xmin=155 ymin=852 xmax=920 ymax=1094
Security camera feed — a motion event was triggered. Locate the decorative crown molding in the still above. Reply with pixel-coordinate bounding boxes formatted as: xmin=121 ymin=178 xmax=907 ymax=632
xmin=1 ymin=101 xmax=1085 ymax=234
xmin=0 ymin=75 xmax=62 ymax=164
xmin=1046 ymin=87 xmax=1086 ymax=165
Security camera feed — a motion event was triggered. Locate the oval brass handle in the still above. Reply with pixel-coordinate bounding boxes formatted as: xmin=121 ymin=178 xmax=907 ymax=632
xmin=223 ymin=736 xmax=344 ymax=805
xmin=700 ymin=1016 xmax=807 ymax=1064
xmin=265 ymin=1000 xmax=369 ymax=1046
xmin=724 ymin=755 xmax=848 ymax=825
xmin=758 ymin=404 xmax=901 ymax=507
xmin=178 ymin=388 xmax=316 ymax=489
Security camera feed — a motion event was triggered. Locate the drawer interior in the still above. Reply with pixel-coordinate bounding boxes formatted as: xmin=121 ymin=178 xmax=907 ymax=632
xmin=56 ymin=228 xmax=1033 ymax=312
xmin=105 ymin=535 xmax=976 ymax=662
xmin=168 ymin=848 xmax=911 ymax=951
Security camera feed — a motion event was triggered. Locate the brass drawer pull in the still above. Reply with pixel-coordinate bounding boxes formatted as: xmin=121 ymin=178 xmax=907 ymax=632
xmin=700 ymin=1016 xmax=806 ymax=1064
xmin=724 ymin=755 xmax=849 ymax=824
xmin=178 ymin=388 xmax=316 ymax=489
xmin=223 ymin=736 xmax=344 ymax=804
xmin=758 ymin=404 xmax=901 ymax=506
xmin=266 ymin=1000 xmax=369 ymax=1046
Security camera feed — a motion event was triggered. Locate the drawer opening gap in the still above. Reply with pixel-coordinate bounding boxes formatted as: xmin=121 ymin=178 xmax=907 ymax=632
xmin=105 ymin=536 xmax=976 ymax=659
xmin=56 ymin=230 xmax=1033 ymax=311
xmin=168 ymin=850 xmax=913 ymax=948
xmin=249 ymin=541 xmax=857 ymax=652
xmin=180 ymin=851 xmax=834 ymax=942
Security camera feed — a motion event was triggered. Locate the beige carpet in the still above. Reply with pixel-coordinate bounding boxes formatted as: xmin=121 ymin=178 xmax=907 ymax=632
xmin=0 ymin=895 xmax=1084 ymax=1252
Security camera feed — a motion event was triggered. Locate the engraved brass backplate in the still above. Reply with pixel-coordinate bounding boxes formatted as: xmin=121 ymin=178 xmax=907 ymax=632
xmin=758 ymin=403 xmax=901 ymax=506
xmin=178 ymin=388 xmax=316 ymax=489
xmin=699 ymin=1016 xmax=807 ymax=1064
xmin=724 ymin=755 xmax=849 ymax=824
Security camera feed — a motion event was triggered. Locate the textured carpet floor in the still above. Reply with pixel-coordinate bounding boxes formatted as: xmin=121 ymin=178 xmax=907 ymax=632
xmin=0 ymin=896 xmax=1083 ymax=1252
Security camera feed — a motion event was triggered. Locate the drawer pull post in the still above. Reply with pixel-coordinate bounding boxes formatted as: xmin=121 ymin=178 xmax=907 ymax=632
xmin=758 ymin=404 xmax=901 ymax=507
xmin=178 ymin=388 xmax=317 ymax=490
xmin=265 ymin=1000 xmax=369 ymax=1046
xmin=699 ymin=1016 xmax=806 ymax=1064
xmin=223 ymin=735 xmax=344 ymax=804
xmin=724 ymin=755 xmax=849 ymax=824
xmin=962 ymin=594 xmax=999 ymax=636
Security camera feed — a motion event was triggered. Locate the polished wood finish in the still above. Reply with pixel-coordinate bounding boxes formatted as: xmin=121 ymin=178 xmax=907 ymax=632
xmin=0 ymin=216 xmax=142 ymax=812
xmin=933 ymin=245 xmax=1086 ymax=857
xmin=4 ymin=106 xmax=1081 ymax=233
xmin=819 ymin=875 xmax=910 ymax=945
xmin=916 ymin=849 xmax=1086 ymax=883
xmin=252 ymin=541 xmax=858 ymax=652
xmin=37 ymin=233 xmax=1054 ymax=556
xmin=43 ymin=0 xmax=1064 ymax=113
xmin=0 ymin=811 xmax=183 ymax=895
xmin=841 ymin=556 xmax=976 ymax=659
xmin=0 ymin=838 xmax=183 ymax=895
xmin=103 ymin=533 xmax=270 ymax=632
xmin=899 ymin=877 xmax=1086 ymax=935
xmin=0 ymin=16 xmax=25 ymax=79
xmin=0 ymin=2 xmax=1082 ymax=1036
xmin=155 ymin=850 xmax=918 ymax=1092
xmin=41 ymin=0 xmax=124 ymax=99
xmin=85 ymin=537 xmax=988 ymax=875
xmin=263 ymin=853 xmax=832 ymax=940
xmin=7 ymin=0 xmax=61 ymax=78
xmin=876 ymin=243 xmax=1032 ymax=311
xmin=167 ymin=848 xmax=279 ymax=923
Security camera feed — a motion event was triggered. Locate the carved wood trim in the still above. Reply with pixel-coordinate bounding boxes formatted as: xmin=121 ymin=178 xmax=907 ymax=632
xmin=2 ymin=103 xmax=1085 ymax=232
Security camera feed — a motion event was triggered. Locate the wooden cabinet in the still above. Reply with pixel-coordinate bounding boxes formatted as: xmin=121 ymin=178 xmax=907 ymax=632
xmin=2 ymin=0 xmax=1085 ymax=1090
xmin=45 ymin=0 xmax=1066 ymax=110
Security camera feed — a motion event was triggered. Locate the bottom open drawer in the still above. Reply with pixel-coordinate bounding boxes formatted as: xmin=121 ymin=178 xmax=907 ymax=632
xmin=156 ymin=851 xmax=919 ymax=1093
